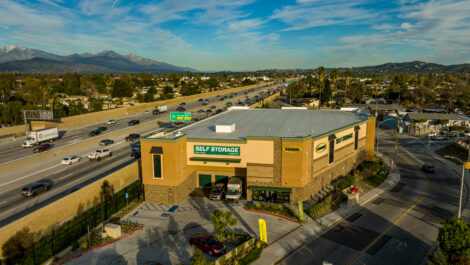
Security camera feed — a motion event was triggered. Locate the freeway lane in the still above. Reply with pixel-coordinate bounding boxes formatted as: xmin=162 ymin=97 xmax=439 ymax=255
xmin=0 ymin=83 xmax=285 ymax=227
xmin=0 ymin=83 xmax=278 ymax=164
xmin=277 ymin=129 xmax=465 ymax=265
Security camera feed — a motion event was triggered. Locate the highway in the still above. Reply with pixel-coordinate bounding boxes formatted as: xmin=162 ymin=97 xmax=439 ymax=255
xmin=0 ymin=82 xmax=285 ymax=227
xmin=277 ymin=129 xmax=468 ymax=265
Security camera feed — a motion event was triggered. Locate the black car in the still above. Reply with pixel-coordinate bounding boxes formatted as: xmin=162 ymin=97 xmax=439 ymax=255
xmin=130 ymin=150 xmax=141 ymax=159
xmin=126 ymin=133 xmax=140 ymax=142
xmin=422 ymin=165 xmax=435 ymax=173
xmin=206 ymin=109 xmax=212 ymax=113
xmin=128 ymin=120 xmax=140 ymax=126
xmin=89 ymin=129 xmax=101 ymax=136
xmin=97 ymin=126 xmax=107 ymax=132
xmin=176 ymin=107 xmax=186 ymax=111
xmin=215 ymin=109 xmax=223 ymax=114
xmin=198 ymin=98 xmax=203 ymax=101
xmin=210 ymin=105 xmax=217 ymax=109
xmin=180 ymin=102 xmax=186 ymax=105
xmin=99 ymin=139 xmax=114 ymax=146
xmin=22 ymin=183 xmax=49 ymax=197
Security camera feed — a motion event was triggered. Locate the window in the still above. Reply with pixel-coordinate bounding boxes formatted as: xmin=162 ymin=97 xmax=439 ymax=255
xmin=153 ymin=154 xmax=162 ymax=179
xmin=329 ymin=140 xmax=334 ymax=164
xmin=354 ymin=131 xmax=359 ymax=150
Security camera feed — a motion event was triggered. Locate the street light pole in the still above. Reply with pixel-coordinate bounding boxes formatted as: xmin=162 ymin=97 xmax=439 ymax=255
xmin=445 ymin=155 xmax=467 ymax=218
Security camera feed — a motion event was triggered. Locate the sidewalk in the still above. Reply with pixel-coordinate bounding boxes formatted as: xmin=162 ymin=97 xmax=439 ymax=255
xmin=253 ymin=159 xmax=400 ymax=265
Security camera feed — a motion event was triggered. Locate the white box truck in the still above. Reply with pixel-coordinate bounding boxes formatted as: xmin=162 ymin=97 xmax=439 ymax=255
xmin=225 ymin=177 xmax=242 ymax=202
xmin=22 ymin=127 xmax=59 ymax=147
xmin=153 ymin=105 xmax=168 ymax=115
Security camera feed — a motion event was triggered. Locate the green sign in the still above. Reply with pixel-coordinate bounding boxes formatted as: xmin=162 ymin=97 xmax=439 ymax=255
xmin=194 ymin=145 xmax=240 ymax=156
xmin=298 ymin=201 xmax=304 ymax=222
xmin=336 ymin=133 xmax=353 ymax=144
xmin=170 ymin=112 xmax=191 ymax=121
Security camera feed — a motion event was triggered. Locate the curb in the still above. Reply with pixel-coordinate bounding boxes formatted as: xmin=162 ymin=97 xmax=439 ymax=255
xmin=59 ymin=227 xmax=144 ymax=265
xmin=243 ymin=208 xmax=303 ymax=224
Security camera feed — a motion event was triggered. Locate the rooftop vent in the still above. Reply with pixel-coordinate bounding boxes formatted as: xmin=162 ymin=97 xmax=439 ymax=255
xmin=216 ymin=123 xmax=235 ymax=133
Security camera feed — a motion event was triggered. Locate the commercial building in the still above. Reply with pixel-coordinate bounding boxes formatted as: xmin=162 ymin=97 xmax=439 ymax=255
xmin=140 ymin=108 xmax=376 ymax=204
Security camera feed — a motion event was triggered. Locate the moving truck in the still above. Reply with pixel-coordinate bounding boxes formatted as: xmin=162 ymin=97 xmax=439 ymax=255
xmin=153 ymin=105 xmax=168 ymax=115
xmin=225 ymin=177 xmax=242 ymax=202
xmin=22 ymin=127 xmax=59 ymax=147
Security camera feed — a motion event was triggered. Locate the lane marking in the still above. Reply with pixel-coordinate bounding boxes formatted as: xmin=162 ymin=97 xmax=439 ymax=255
xmin=59 ymin=174 xmax=74 ymax=180
xmin=347 ymin=151 xmax=430 ymax=265
xmin=0 ymin=164 xmax=61 ymax=188
xmin=0 ymin=201 xmax=6 ymax=206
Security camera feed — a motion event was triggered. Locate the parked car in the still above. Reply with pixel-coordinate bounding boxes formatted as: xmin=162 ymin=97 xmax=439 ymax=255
xmin=422 ymin=164 xmax=436 ymax=173
xmin=106 ymin=119 xmax=116 ymax=125
xmin=189 ymin=234 xmax=226 ymax=256
xmin=99 ymin=139 xmax=114 ymax=146
xmin=128 ymin=120 xmax=140 ymax=126
xmin=126 ymin=133 xmax=140 ymax=142
xmin=89 ymin=129 xmax=101 ymax=136
xmin=198 ymin=98 xmax=203 ymax=101
xmin=180 ymin=102 xmax=186 ymax=106
xmin=61 ymin=155 xmax=82 ymax=165
xmin=130 ymin=150 xmax=141 ymax=159
xmin=33 ymin=143 xmax=52 ymax=153
xmin=97 ymin=126 xmax=107 ymax=132
xmin=209 ymin=183 xmax=225 ymax=200
xmin=202 ymin=102 xmax=208 ymax=106
xmin=215 ymin=109 xmax=223 ymax=114
xmin=22 ymin=183 xmax=49 ymax=197
xmin=206 ymin=109 xmax=212 ymax=113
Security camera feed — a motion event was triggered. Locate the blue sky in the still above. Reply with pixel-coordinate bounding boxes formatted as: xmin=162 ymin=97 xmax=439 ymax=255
xmin=0 ymin=0 xmax=470 ymax=71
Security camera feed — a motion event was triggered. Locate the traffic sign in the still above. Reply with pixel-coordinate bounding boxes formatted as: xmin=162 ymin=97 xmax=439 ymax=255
xmin=125 ymin=192 xmax=128 ymax=198
xmin=170 ymin=112 xmax=191 ymax=121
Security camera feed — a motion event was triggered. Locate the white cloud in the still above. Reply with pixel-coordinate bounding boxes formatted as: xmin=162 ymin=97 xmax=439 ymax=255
xmin=271 ymin=0 xmax=375 ymax=31
xmin=400 ymin=22 xmax=412 ymax=29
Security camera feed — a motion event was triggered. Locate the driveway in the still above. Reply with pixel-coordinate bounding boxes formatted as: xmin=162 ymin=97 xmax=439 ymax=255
xmin=66 ymin=196 xmax=301 ymax=265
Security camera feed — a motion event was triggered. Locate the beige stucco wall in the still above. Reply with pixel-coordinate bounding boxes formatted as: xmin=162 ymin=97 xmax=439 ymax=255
xmin=186 ymin=140 xmax=274 ymax=167
xmin=0 ymin=162 xmax=139 ymax=256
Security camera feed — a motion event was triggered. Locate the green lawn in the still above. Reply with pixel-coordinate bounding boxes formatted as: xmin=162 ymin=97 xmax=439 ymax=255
xmin=363 ymin=173 xmax=388 ymax=187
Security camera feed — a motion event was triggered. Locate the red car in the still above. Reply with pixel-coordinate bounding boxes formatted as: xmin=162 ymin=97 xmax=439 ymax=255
xmin=33 ymin=143 xmax=52 ymax=153
xmin=189 ymin=234 xmax=226 ymax=256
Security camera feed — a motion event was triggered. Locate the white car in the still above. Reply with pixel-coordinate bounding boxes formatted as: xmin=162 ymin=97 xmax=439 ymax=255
xmin=106 ymin=119 xmax=116 ymax=125
xmin=144 ymin=110 xmax=150 ymax=114
xmin=61 ymin=155 xmax=82 ymax=165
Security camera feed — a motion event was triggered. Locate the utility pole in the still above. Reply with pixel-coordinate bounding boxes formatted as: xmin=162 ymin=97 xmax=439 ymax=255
xmin=394 ymin=119 xmax=400 ymax=168
xmin=460 ymin=148 xmax=470 ymax=218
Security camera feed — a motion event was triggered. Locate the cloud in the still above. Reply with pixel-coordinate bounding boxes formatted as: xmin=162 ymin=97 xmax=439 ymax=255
xmin=271 ymin=0 xmax=376 ymax=31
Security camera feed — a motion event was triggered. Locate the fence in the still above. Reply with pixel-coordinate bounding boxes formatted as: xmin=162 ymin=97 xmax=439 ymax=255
xmin=16 ymin=180 xmax=143 ymax=265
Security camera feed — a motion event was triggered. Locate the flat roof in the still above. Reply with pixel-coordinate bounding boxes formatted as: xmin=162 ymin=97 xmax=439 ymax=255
xmin=164 ymin=109 xmax=368 ymax=140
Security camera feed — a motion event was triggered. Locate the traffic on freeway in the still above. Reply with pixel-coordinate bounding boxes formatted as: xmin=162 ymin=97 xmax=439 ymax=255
xmin=0 ymin=82 xmax=286 ymax=227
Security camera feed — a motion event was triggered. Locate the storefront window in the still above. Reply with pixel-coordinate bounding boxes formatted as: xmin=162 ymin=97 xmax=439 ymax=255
xmin=252 ymin=189 xmax=290 ymax=203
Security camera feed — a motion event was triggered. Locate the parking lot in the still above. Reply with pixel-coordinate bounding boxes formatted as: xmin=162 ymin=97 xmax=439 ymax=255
xmin=66 ymin=196 xmax=301 ymax=265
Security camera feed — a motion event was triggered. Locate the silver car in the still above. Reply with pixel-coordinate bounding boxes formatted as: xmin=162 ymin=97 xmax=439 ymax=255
xmin=61 ymin=155 xmax=82 ymax=165
xmin=209 ymin=183 xmax=226 ymax=200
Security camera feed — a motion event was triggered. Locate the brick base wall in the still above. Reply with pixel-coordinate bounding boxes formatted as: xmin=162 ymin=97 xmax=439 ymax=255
xmin=144 ymin=171 xmax=197 ymax=204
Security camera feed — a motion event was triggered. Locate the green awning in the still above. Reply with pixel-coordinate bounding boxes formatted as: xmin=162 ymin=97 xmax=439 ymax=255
xmin=248 ymin=186 xmax=292 ymax=193
xmin=189 ymin=157 xmax=241 ymax=163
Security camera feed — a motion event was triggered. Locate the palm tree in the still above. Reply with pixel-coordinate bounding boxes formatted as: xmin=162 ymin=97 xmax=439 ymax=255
xmin=344 ymin=71 xmax=351 ymax=103
xmin=317 ymin=66 xmax=325 ymax=107
xmin=100 ymin=180 xmax=114 ymax=232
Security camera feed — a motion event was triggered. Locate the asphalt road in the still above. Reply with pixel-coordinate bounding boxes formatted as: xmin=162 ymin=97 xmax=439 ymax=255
xmin=0 ymin=82 xmax=285 ymax=227
xmin=277 ymin=129 xmax=465 ymax=265
xmin=0 ymin=84 xmax=278 ymax=164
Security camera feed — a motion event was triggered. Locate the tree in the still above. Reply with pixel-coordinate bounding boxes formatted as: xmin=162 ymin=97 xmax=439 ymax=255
xmin=169 ymin=73 xmax=181 ymax=87
xmin=180 ymin=82 xmax=200 ymax=96
xmin=18 ymin=76 xmax=43 ymax=105
xmin=100 ymin=180 xmax=114 ymax=232
xmin=89 ymin=97 xmax=104 ymax=112
xmin=344 ymin=71 xmax=351 ymax=102
xmin=0 ymin=73 xmax=16 ymax=103
xmin=112 ymin=79 xmax=133 ymax=98
xmin=317 ymin=66 xmax=325 ymax=107
xmin=428 ymin=218 xmax=470 ymax=264
xmin=330 ymin=69 xmax=339 ymax=91
xmin=2 ymin=227 xmax=34 ymax=265
xmin=210 ymin=209 xmax=237 ymax=237
xmin=62 ymin=73 xmax=81 ymax=95
xmin=190 ymin=247 xmax=209 ymax=265
xmin=160 ymin=86 xmax=174 ymax=100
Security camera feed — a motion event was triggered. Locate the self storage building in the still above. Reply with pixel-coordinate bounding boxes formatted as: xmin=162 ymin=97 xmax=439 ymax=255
xmin=140 ymin=108 xmax=376 ymax=204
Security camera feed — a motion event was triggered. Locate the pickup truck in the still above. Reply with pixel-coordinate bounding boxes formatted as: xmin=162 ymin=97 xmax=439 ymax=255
xmin=88 ymin=149 xmax=112 ymax=161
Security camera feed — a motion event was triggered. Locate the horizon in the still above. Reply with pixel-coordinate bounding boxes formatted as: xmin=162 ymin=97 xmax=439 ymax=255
xmin=1 ymin=0 xmax=470 ymax=71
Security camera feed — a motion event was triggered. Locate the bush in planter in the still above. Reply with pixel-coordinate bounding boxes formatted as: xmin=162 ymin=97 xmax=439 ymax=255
xmin=80 ymin=237 xmax=88 ymax=250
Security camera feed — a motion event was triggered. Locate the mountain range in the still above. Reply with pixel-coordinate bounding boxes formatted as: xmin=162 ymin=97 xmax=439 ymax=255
xmin=0 ymin=46 xmax=469 ymax=74
xmin=0 ymin=46 xmax=197 ymax=73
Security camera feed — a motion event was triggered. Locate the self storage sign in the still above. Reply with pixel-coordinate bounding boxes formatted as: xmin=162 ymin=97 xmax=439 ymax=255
xmin=194 ymin=145 xmax=240 ymax=156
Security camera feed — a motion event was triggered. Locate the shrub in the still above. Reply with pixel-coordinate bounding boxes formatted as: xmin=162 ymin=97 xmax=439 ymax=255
xmin=1 ymin=227 xmax=34 ymax=265
xmin=80 ymin=237 xmax=89 ymax=250
xmin=71 ymin=240 xmax=79 ymax=250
